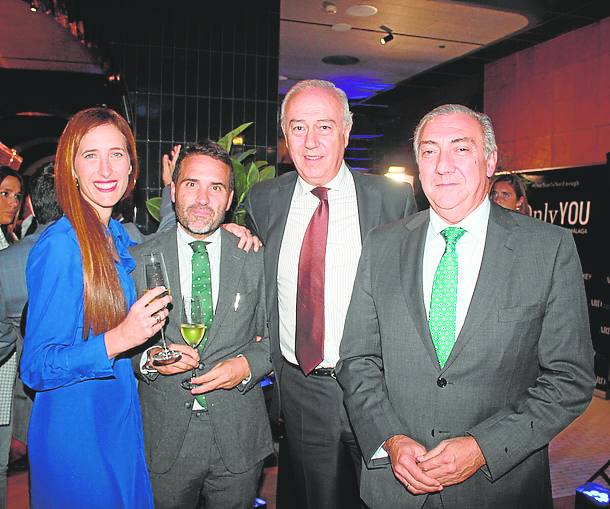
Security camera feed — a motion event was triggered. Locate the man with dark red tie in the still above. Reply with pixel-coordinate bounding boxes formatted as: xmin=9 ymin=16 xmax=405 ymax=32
xmin=245 ymin=79 xmax=417 ymax=509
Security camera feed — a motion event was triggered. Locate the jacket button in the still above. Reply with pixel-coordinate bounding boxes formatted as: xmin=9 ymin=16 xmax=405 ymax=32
xmin=437 ymin=377 xmax=447 ymax=388
xmin=184 ymin=401 xmax=192 ymax=409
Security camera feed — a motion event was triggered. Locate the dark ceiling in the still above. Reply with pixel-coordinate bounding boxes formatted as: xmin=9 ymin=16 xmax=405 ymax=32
xmin=364 ymin=0 xmax=610 ymax=110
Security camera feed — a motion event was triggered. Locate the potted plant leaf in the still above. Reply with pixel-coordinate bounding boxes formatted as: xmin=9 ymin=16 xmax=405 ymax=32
xmin=145 ymin=122 xmax=276 ymax=226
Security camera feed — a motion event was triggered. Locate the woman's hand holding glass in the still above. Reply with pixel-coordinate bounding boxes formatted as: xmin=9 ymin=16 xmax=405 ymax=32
xmin=104 ymin=286 xmax=171 ymax=359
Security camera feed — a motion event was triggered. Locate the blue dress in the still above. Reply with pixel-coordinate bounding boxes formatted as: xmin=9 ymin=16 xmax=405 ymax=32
xmin=20 ymin=217 xmax=153 ymax=509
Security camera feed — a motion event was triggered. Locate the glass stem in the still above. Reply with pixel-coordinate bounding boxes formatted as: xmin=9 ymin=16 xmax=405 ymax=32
xmin=160 ymin=328 xmax=169 ymax=350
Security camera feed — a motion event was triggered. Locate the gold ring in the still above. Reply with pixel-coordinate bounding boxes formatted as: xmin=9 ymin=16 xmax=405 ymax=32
xmin=155 ymin=313 xmax=162 ymax=324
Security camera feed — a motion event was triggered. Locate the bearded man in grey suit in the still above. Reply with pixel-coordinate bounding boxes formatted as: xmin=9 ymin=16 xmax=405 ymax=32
xmin=245 ymin=79 xmax=417 ymax=509
xmin=336 ymin=104 xmax=595 ymax=509
xmin=131 ymin=140 xmax=272 ymax=509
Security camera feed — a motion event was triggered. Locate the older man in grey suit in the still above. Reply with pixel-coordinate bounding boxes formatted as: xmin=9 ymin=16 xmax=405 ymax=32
xmin=131 ymin=140 xmax=272 ymax=509
xmin=245 ymin=79 xmax=417 ymax=509
xmin=337 ymin=104 xmax=594 ymax=509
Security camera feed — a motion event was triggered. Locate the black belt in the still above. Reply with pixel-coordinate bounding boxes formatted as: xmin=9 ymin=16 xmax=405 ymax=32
xmin=284 ymin=359 xmax=336 ymax=378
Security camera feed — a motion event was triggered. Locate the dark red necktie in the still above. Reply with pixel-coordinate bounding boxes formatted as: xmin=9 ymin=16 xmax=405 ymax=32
xmin=295 ymin=187 xmax=329 ymax=375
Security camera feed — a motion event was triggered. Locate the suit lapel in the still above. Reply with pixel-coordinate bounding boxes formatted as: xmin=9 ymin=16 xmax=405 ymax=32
xmin=442 ymin=205 xmax=519 ymax=371
xmin=400 ymin=212 xmax=441 ymax=369
xmin=206 ymin=229 xmax=246 ymax=345
xmin=352 ymin=171 xmax=380 ymax=240
xmin=265 ymin=174 xmax=297 ymax=308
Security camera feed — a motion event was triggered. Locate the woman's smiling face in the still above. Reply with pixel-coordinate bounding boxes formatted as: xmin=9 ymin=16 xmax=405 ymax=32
xmin=73 ymin=123 xmax=131 ymax=222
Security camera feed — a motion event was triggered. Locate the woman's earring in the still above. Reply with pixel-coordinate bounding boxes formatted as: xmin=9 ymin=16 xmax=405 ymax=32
xmin=74 ymin=177 xmax=79 ymax=189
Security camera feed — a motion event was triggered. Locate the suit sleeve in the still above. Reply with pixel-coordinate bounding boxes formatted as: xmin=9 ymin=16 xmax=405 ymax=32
xmin=336 ymin=230 xmax=407 ymax=467
xmin=157 ymin=185 xmax=177 ymax=233
xmin=468 ymin=229 xmax=594 ymax=481
xmin=237 ymin=249 xmax=272 ymax=393
xmin=20 ymin=231 xmax=115 ymax=391
xmin=244 ymin=186 xmax=266 ymax=243
xmin=401 ymin=182 xmax=418 ymax=218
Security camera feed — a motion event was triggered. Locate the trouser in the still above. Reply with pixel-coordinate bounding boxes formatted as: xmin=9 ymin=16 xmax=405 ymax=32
xmin=0 ymin=422 xmax=12 ymax=509
xmin=150 ymin=410 xmax=263 ymax=509
xmin=279 ymin=360 xmax=363 ymax=509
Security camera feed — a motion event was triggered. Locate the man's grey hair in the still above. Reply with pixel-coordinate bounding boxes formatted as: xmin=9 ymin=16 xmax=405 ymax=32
xmin=413 ymin=104 xmax=497 ymax=162
xmin=280 ymin=79 xmax=353 ymax=130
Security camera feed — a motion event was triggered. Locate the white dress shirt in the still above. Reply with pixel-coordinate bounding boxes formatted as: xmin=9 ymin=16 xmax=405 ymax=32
xmin=277 ymin=162 xmax=361 ymax=368
xmin=374 ymin=198 xmax=490 ymax=460
xmin=141 ymin=226 xmax=222 ymax=410
xmin=176 ymin=224 xmax=221 ymax=310
xmin=423 ymin=198 xmax=490 ymax=336
xmin=178 ymin=226 xmax=222 ymax=410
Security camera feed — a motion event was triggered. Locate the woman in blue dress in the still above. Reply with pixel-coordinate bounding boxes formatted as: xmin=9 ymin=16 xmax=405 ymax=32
xmin=21 ymin=107 xmax=171 ymax=509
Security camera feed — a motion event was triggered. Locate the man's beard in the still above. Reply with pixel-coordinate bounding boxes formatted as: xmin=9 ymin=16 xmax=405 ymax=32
xmin=177 ymin=204 xmax=225 ymax=236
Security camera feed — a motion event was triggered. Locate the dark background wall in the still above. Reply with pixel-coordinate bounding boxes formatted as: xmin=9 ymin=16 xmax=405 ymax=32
xmin=0 ymin=0 xmax=280 ymax=233
xmin=105 ymin=0 xmax=280 ymax=232
xmin=485 ymin=17 xmax=610 ymax=171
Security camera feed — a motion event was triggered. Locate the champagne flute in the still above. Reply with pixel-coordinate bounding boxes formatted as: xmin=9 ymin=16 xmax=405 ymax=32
xmin=180 ymin=295 xmax=206 ymax=390
xmin=143 ymin=252 xmax=181 ymax=365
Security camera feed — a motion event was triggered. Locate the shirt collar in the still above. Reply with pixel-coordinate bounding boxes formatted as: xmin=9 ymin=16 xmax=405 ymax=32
xmin=295 ymin=160 xmax=351 ymax=197
xmin=429 ymin=198 xmax=490 ymax=239
xmin=177 ymin=223 xmax=222 ymax=247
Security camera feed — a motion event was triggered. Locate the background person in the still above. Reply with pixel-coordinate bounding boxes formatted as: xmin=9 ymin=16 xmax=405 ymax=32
xmin=490 ymin=173 xmax=531 ymax=215
xmin=20 ymin=107 xmax=171 ymax=509
xmin=337 ymin=104 xmax=594 ymax=509
xmin=0 ymin=166 xmax=23 ymax=248
xmin=0 ymin=162 xmax=62 ymax=508
xmin=0 ymin=165 xmax=24 ymax=509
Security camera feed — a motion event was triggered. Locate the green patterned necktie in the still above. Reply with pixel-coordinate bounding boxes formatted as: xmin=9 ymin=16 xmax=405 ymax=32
xmin=190 ymin=240 xmax=213 ymax=410
xmin=429 ymin=226 xmax=465 ymax=369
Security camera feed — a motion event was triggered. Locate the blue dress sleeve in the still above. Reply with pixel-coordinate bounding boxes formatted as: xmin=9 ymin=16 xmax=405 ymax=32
xmin=20 ymin=223 xmax=115 ymax=391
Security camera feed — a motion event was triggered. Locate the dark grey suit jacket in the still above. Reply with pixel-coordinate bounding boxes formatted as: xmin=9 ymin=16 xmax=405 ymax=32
xmin=244 ymin=168 xmax=417 ymax=404
xmin=130 ymin=228 xmax=273 ymax=475
xmin=0 ymin=224 xmax=50 ymax=438
xmin=336 ymin=203 xmax=595 ymax=509
xmin=0 ymin=225 xmax=50 ymax=361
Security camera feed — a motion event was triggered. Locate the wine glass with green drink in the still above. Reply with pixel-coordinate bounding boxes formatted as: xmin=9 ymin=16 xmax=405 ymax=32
xmin=180 ymin=295 xmax=206 ymax=390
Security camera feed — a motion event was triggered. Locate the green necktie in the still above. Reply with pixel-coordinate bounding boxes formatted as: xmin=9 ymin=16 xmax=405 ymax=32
xmin=429 ymin=227 xmax=465 ymax=369
xmin=190 ymin=240 xmax=213 ymax=410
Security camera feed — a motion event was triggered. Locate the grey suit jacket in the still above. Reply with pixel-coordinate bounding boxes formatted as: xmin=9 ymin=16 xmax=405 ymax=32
xmin=130 ymin=228 xmax=273 ymax=474
xmin=0 ymin=225 xmax=48 ymax=361
xmin=336 ymin=203 xmax=595 ymax=509
xmin=244 ymin=168 xmax=417 ymax=404
xmin=0 ymin=224 xmax=50 ymax=431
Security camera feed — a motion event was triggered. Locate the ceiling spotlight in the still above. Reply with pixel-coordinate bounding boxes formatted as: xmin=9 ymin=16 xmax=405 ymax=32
xmin=323 ymin=1 xmax=337 ymax=15
xmin=381 ymin=32 xmax=394 ymax=45
xmin=380 ymin=25 xmax=394 ymax=45
xmin=30 ymin=1 xmax=38 ymax=12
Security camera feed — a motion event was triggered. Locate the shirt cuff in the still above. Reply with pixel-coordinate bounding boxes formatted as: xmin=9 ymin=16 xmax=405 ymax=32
xmin=140 ymin=349 xmax=158 ymax=375
xmin=236 ymin=354 xmax=252 ymax=385
xmin=372 ymin=442 xmax=389 ymax=460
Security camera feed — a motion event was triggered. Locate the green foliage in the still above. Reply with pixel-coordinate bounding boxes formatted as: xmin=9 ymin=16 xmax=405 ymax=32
xmin=145 ymin=196 xmax=162 ymax=222
xmin=145 ymin=122 xmax=275 ymax=225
